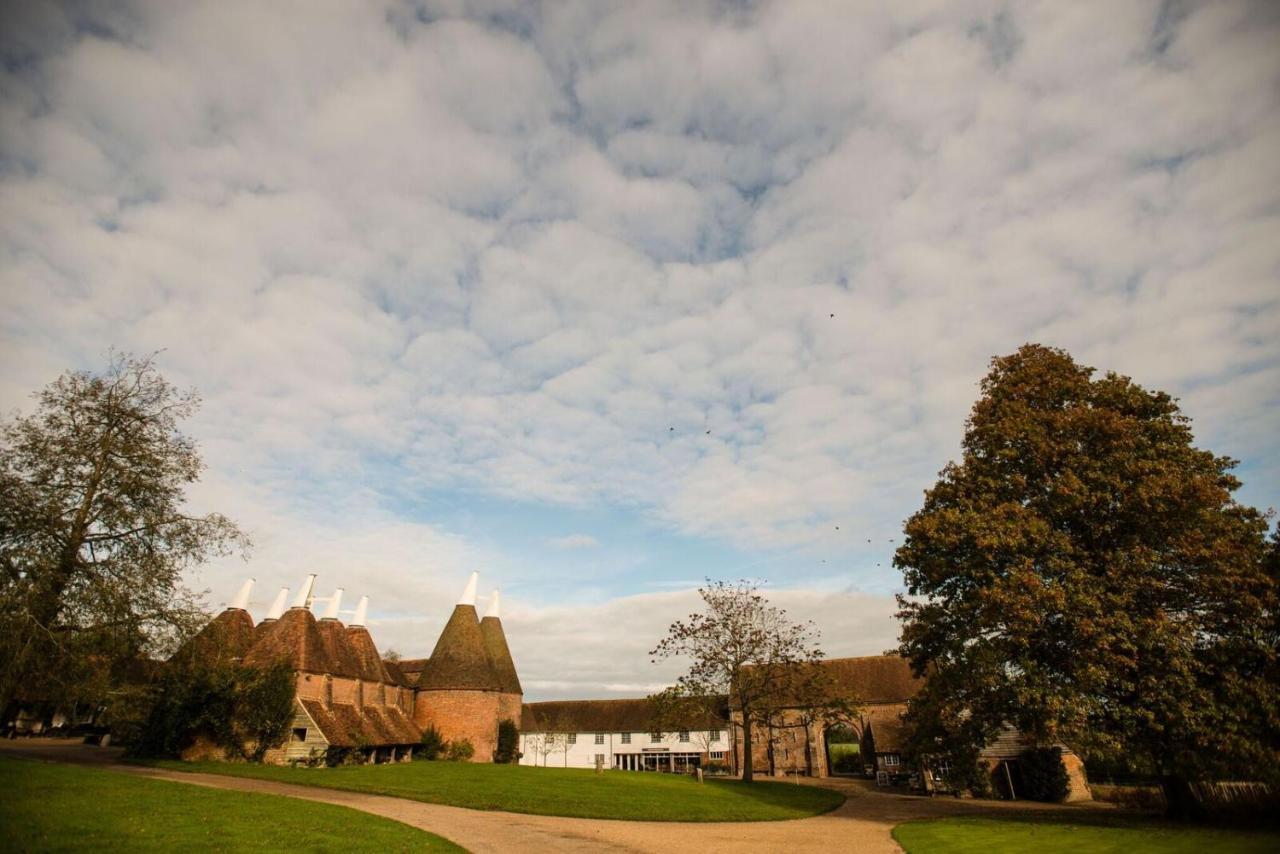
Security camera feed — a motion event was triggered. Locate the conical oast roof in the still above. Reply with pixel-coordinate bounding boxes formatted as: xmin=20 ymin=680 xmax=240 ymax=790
xmin=172 ymin=607 xmax=255 ymax=668
xmin=480 ymin=615 xmax=522 ymax=695
xmin=346 ymin=625 xmax=391 ymax=683
xmin=315 ymin=618 xmax=365 ymax=679
xmin=242 ymin=607 xmax=332 ymax=673
xmin=417 ymin=604 xmax=501 ymax=691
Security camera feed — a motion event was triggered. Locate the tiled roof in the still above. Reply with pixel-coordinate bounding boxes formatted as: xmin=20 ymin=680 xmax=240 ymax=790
xmin=242 ymin=607 xmax=333 ymax=673
xmin=480 ymin=616 xmax=522 ymax=695
xmin=298 ymin=698 xmax=421 ymax=748
xmin=862 ymin=704 xmax=910 ymax=753
xmin=521 ymin=698 xmax=729 ymax=734
xmin=416 ymin=605 xmax=501 ymax=691
xmin=315 ymin=618 xmax=365 ymax=679
xmin=346 ymin=626 xmax=391 ymax=683
xmin=173 ymin=608 xmax=256 ymax=667
xmin=821 ymin=656 xmax=924 ymax=703
xmin=734 ymin=655 xmax=924 ymax=709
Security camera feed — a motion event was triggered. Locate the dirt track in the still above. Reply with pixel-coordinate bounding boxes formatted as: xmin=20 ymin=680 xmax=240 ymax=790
xmin=0 ymin=739 xmax=1114 ymax=853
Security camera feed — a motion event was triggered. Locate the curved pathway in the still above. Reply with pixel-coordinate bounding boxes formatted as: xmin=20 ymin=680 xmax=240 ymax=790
xmin=1 ymin=739 xmax=1115 ymax=853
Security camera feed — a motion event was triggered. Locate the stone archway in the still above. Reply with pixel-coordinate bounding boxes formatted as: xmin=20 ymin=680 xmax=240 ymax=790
xmin=824 ymin=724 xmax=860 ymax=776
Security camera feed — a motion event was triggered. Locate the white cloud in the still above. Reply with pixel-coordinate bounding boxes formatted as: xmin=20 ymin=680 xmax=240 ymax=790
xmin=2 ymin=0 xmax=1278 ymax=695
xmin=546 ymin=534 xmax=600 ymax=550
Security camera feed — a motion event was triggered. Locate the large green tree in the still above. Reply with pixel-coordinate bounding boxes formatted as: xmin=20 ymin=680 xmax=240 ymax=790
xmin=895 ymin=344 xmax=1277 ymax=816
xmin=0 ymin=354 xmax=246 ymax=721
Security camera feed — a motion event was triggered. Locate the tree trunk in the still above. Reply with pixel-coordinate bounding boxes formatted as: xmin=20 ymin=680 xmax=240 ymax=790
xmin=803 ymin=721 xmax=813 ymax=777
xmin=1160 ymin=775 xmax=1209 ymax=821
xmin=741 ymin=712 xmax=754 ymax=783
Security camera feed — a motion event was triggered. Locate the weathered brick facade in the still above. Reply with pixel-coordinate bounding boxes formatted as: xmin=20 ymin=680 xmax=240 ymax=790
xmin=414 ymin=689 xmax=502 ymax=760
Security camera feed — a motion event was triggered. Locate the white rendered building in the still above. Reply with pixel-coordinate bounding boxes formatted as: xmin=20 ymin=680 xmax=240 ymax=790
xmin=518 ymin=698 xmax=731 ymax=772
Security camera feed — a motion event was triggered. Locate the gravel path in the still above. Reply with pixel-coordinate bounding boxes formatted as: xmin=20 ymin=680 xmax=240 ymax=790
xmin=1 ymin=739 xmax=1112 ymax=853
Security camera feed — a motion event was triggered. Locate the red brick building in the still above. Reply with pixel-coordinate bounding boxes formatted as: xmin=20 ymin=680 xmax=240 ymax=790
xmin=177 ymin=572 xmax=521 ymax=764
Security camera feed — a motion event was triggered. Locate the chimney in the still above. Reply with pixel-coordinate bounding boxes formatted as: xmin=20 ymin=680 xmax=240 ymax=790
xmin=291 ymin=574 xmax=317 ymax=609
xmin=458 ymin=571 xmax=479 ymax=606
xmin=485 ymin=588 xmax=501 ymax=619
xmin=352 ymin=596 xmax=369 ymax=628
xmin=263 ymin=587 xmax=289 ymax=621
xmin=322 ymin=588 xmax=344 ymax=621
xmin=230 ymin=578 xmax=254 ymax=611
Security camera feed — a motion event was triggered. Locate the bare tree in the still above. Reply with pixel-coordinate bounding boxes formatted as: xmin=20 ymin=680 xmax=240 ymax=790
xmin=0 ymin=353 xmax=247 ymax=719
xmin=650 ymin=579 xmax=828 ymax=783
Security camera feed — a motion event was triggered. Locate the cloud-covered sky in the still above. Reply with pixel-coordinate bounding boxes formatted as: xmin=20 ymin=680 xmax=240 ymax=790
xmin=3 ymin=1 xmax=1277 ymax=699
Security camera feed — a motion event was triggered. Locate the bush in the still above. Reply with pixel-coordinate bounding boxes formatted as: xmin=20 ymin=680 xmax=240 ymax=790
xmin=494 ymin=719 xmax=518 ymax=763
xmin=415 ymin=725 xmax=444 ymax=761
xmin=1019 ymin=747 xmax=1070 ymax=802
xmin=445 ymin=739 xmax=475 ymax=762
xmin=129 ymin=660 xmax=294 ymax=761
xmin=703 ymin=761 xmax=731 ymax=776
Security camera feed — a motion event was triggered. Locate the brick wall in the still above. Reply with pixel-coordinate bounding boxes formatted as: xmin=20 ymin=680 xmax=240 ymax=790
xmin=496 ymin=692 xmax=522 ymax=726
xmin=414 ymin=689 xmax=500 ymax=761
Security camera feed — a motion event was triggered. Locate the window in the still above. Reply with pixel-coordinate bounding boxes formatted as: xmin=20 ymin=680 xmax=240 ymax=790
xmin=932 ymin=760 xmax=950 ymax=779
xmin=595 ymin=753 xmax=605 ymax=766
xmin=711 ymin=730 xmax=723 ymax=742
xmin=710 ymin=751 xmax=726 ymax=760
xmin=291 ymin=727 xmax=307 ymax=742
xmin=884 ymin=754 xmax=900 ymax=767
xmin=594 ymin=733 xmax=604 ymax=745
xmin=567 ymin=733 xmax=577 ymax=744
xmin=651 ymin=731 xmax=662 ymax=741
xmin=620 ymin=733 xmax=631 ymax=744
xmin=679 ymin=731 xmax=690 ymax=743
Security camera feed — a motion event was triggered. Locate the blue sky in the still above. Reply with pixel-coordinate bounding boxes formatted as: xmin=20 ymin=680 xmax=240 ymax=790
xmin=2 ymin=1 xmax=1277 ymax=698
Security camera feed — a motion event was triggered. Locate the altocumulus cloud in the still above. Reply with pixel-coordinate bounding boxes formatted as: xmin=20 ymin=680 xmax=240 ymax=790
xmin=1 ymin=1 xmax=1277 ymax=698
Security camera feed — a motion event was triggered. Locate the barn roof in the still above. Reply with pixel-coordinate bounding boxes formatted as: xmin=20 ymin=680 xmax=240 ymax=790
xmin=242 ymin=607 xmax=332 ymax=673
xmin=820 ymin=655 xmax=924 ymax=704
xmin=520 ymin=698 xmax=728 ymax=734
xmin=298 ymin=699 xmax=420 ymax=747
xmin=480 ymin=616 xmax=522 ymax=695
xmin=416 ymin=604 xmax=501 ymax=691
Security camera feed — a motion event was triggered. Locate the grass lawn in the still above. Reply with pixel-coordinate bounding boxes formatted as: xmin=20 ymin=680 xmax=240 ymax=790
xmin=1 ymin=757 xmax=462 ymax=853
xmin=145 ymin=758 xmax=844 ymax=821
xmin=893 ymin=816 xmax=1280 ymax=854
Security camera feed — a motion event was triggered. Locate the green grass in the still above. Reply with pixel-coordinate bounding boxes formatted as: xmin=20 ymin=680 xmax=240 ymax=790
xmin=893 ymin=816 xmax=1280 ymax=854
xmin=1 ymin=757 xmax=463 ymax=853
xmin=144 ymin=758 xmax=844 ymax=822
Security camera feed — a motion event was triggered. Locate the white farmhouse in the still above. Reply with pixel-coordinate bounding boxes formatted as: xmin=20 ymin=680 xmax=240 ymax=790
xmin=519 ymin=698 xmax=732 ymax=772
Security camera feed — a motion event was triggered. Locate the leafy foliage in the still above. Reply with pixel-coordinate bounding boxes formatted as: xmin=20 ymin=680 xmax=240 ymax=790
xmin=416 ymin=725 xmax=445 ymax=761
xmin=895 ymin=345 xmax=1278 ymax=813
xmin=131 ymin=660 xmax=293 ymax=761
xmin=651 ymin=579 xmax=852 ymax=782
xmin=0 ymin=353 xmax=246 ymax=718
xmin=495 ymin=718 xmax=519 ymax=763
xmin=445 ymin=739 xmax=475 ymax=762
xmin=1019 ymin=747 xmax=1070 ymax=802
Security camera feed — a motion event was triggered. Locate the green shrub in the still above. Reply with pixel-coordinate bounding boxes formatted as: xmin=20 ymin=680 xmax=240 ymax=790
xmin=129 ymin=660 xmax=294 ymax=761
xmin=445 ymin=739 xmax=474 ymax=762
xmin=1019 ymin=747 xmax=1070 ymax=802
xmin=416 ymin=726 xmax=444 ymax=761
xmin=494 ymin=719 xmax=518 ymax=763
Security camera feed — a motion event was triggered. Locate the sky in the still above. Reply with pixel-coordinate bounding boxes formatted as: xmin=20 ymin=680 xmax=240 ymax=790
xmin=2 ymin=0 xmax=1277 ymax=700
